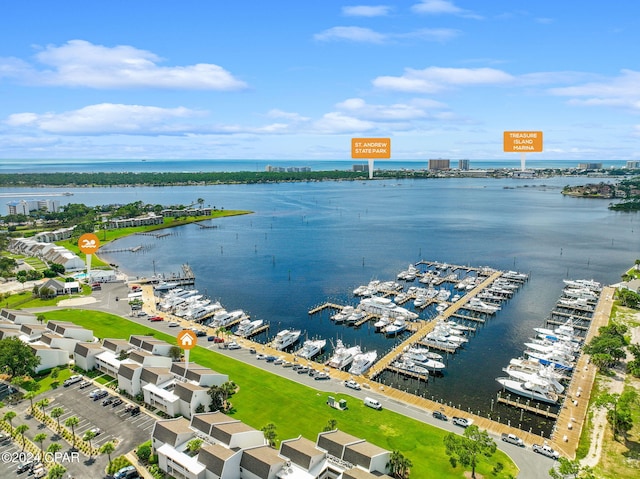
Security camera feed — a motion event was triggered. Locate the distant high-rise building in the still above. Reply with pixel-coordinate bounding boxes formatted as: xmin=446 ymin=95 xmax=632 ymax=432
xmin=577 ymin=163 xmax=603 ymax=170
xmin=626 ymin=161 xmax=640 ymax=169
xmin=428 ymin=159 xmax=450 ymax=171
xmin=353 ymin=164 xmax=369 ymax=172
xmin=458 ymin=159 xmax=470 ymax=171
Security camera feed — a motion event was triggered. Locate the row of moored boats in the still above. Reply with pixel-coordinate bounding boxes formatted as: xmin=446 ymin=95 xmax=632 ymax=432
xmin=495 ymin=279 xmax=602 ymax=404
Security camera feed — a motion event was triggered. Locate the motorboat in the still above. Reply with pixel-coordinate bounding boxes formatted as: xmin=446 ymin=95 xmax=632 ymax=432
xmin=295 ymin=339 xmax=326 ymax=359
xmin=524 ymin=349 xmax=574 ymax=371
xmin=327 ymin=340 xmax=361 ymax=369
xmin=359 ymin=296 xmax=418 ymax=320
xmin=392 ymin=359 xmax=430 ymax=376
xmin=503 ymin=364 xmax=564 ymax=393
xmin=383 ymin=317 xmax=407 ymax=336
xmin=346 ymin=308 xmax=366 ymax=324
xmin=271 ymin=329 xmax=302 ymax=350
xmin=401 ymin=353 xmax=445 ymax=372
xmin=236 ymin=319 xmax=264 ymax=337
xmin=348 ymin=350 xmax=378 ymax=375
xmin=373 ymin=314 xmax=391 ymax=331
xmin=404 ymin=346 xmax=443 ymax=361
xmin=496 ymin=377 xmax=559 ymax=404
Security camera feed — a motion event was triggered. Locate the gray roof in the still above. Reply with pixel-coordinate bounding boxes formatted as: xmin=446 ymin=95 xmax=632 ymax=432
xmin=74 ymin=342 xmax=103 ymax=357
xmin=280 ymin=436 xmax=324 ymax=470
xmin=211 ymin=421 xmax=257 ymax=446
xmin=190 ymin=411 xmax=236 ymax=436
xmin=198 ymin=443 xmax=237 ymax=477
xmin=317 ymin=430 xmax=363 ymax=459
xmin=118 ymin=362 xmax=142 ymax=380
xmin=240 ymin=445 xmax=283 ymax=478
xmin=103 ymin=338 xmax=131 ymax=353
xmin=343 ymin=468 xmax=393 ymax=479
xmin=152 ymin=418 xmax=192 ymax=447
xmin=174 ymin=381 xmax=206 ymax=402
xmin=140 ymin=367 xmax=171 ymax=385
xmin=343 ymin=441 xmax=389 ymax=470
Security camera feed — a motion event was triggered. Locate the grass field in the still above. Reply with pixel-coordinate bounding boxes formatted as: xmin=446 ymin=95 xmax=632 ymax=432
xmin=38 ymin=308 xmax=519 ymax=479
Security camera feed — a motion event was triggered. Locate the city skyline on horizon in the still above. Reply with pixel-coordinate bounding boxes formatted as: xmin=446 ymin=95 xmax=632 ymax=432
xmin=1 ymin=1 xmax=639 ymax=162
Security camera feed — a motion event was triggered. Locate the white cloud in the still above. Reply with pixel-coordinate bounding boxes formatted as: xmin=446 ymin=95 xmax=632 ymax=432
xmin=342 ymin=5 xmax=392 ymax=17
xmin=0 ymin=40 xmax=247 ymax=90
xmin=313 ymin=112 xmax=376 ymax=134
xmin=314 ymin=26 xmax=459 ymax=44
xmin=373 ymin=66 xmax=514 ymax=92
xmin=314 ymin=26 xmax=387 ymax=43
xmin=400 ymin=28 xmax=460 ymax=42
xmin=549 ymin=69 xmax=640 ymax=111
xmin=266 ymin=109 xmax=311 ymax=122
xmin=411 ymin=0 xmax=482 ymax=19
xmin=335 ymin=97 xmax=444 ymax=121
xmin=5 ymin=103 xmax=204 ymax=135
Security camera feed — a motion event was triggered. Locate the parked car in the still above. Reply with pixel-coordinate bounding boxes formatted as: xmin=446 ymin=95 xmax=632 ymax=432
xmin=194 ymin=330 xmax=207 ymax=337
xmin=102 ymin=396 xmax=114 ymax=406
xmin=432 ymin=410 xmax=448 ymax=421
xmin=16 ymin=461 xmax=35 ymax=473
xmin=168 ymin=321 xmax=180 ymax=327
xmin=452 ymin=417 xmax=474 ymax=428
xmin=114 ymin=465 xmax=139 ymax=479
xmin=112 ymin=398 xmax=123 ymax=407
xmin=344 ymin=380 xmax=361 ymax=390
xmin=532 ymin=443 xmax=560 ymax=459
xmin=88 ymin=427 xmax=102 ymax=436
xmin=501 ymin=433 xmax=524 ymax=446
xmin=91 ymin=390 xmax=108 ymax=401
xmin=78 ymin=380 xmax=92 ymax=389
xmin=149 ymin=316 xmax=163 ymax=322
xmin=114 ymin=465 xmax=138 ymax=479
xmin=63 ymin=374 xmax=83 ymax=387
xmin=227 ymin=341 xmax=241 ymax=350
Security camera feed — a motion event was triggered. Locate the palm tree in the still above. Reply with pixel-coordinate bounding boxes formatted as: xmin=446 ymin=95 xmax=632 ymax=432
xmin=50 ymin=407 xmax=64 ymax=433
xmin=64 ymin=416 xmax=79 ymax=448
xmin=15 ymin=424 xmax=29 ymax=450
xmin=3 ymin=411 xmax=16 ymax=436
xmin=100 ymin=441 xmax=116 ymax=466
xmin=47 ymin=442 xmax=62 ymax=463
xmin=24 ymin=391 xmax=37 ymax=411
xmin=261 ymin=423 xmax=277 ymax=447
xmin=36 ymin=398 xmax=49 ymax=416
xmin=83 ymin=430 xmax=97 ymax=458
xmin=33 ymin=433 xmax=47 ymax=460
xmin=388 ymin=450 xmax=412 ymax=478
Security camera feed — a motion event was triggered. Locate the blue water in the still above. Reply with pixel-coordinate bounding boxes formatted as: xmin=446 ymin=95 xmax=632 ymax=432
xmin=0 ymin=158 xmax=628 ymax=173
xmin=5 ymin=175 xmax=637 ymax=435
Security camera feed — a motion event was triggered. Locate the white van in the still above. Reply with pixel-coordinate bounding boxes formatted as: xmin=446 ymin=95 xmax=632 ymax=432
xmin=364 ymin=397 xmax=382 ymax=410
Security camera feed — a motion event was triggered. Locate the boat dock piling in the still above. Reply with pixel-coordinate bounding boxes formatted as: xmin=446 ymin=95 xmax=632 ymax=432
xmin=496 ymin=393 xmax=559 ymax=419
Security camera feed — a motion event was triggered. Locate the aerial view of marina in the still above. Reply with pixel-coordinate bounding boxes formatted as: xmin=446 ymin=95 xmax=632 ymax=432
xmin=2 ymin=2 xmax=640 ymax=479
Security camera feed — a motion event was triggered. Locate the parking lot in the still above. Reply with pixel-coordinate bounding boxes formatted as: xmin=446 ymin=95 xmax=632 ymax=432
xmin=0 ymin=375 xmax=155 ymax=478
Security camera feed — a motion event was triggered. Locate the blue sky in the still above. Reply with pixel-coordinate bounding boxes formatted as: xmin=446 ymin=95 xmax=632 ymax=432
xmin=1 ymin=1 xmax=639 ymax=162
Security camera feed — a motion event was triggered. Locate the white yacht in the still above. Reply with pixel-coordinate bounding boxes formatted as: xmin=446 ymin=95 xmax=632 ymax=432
xmin=295 ymin=339 xmax=327 ymax=359
xmin=392 ymin=359 xmax=429 ymax=376
xmin=348 ymin=350 xmax=378 ymax=375
xmin=383 ymin=317 xmax=407 ymax=336
xmin=236 ymin=319 xmax=264 ymax=337
xmin=271 ymin=329 xmax=302 ymax=350
xmin=401 ymin=353 xmax=445 ymax=372
xmin=503 ymin=365 xmax=564 ymax=394
xmin=496 ymin=377 xmax=559 ymax=404
xmin=327 ymin=340 xmax=361 ymax=369
xmin=373 ymin=314 xmax=391 ymax=331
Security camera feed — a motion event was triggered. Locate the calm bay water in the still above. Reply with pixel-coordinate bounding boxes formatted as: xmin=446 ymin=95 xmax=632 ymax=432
xmin=4 ymin=175 xmax=637 ymax=435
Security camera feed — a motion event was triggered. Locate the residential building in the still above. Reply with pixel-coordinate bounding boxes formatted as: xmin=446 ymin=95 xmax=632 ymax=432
xmin=428 ymin=159 xmax=450 ymax=171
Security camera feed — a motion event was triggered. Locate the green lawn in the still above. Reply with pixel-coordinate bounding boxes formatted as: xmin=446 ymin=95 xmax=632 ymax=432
xmin=39 ymin=309 xmax=518 ymax=479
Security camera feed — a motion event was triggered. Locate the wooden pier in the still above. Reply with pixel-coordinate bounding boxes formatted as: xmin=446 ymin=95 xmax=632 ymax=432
xmin=496 ymin=394 xmax=559 ymax=419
